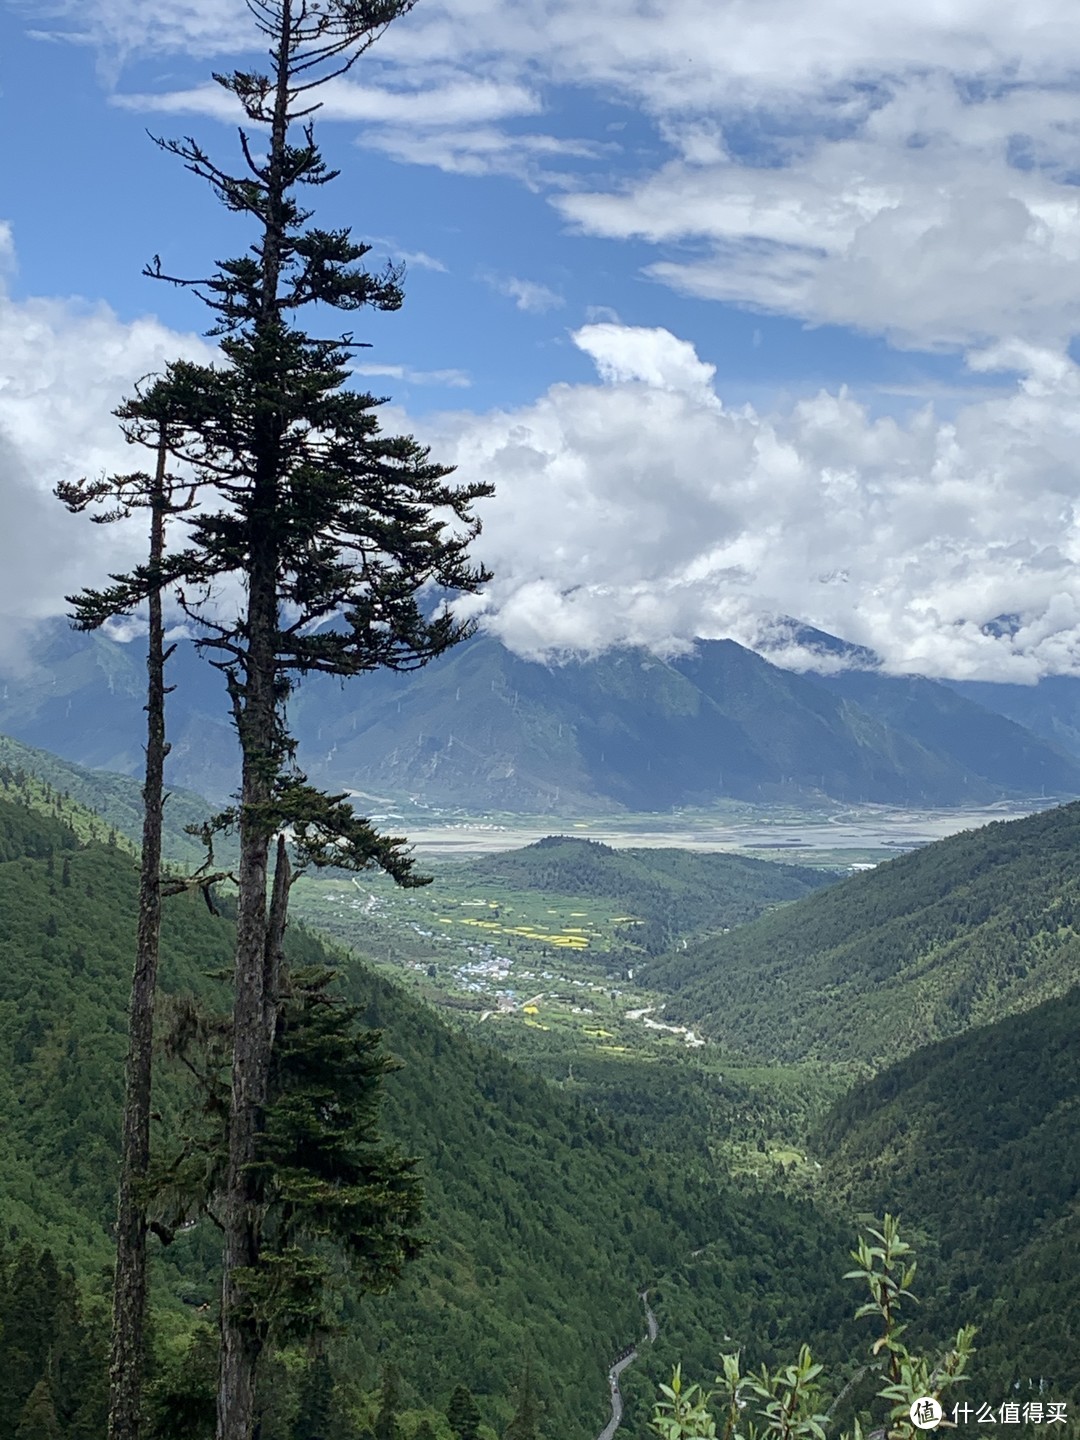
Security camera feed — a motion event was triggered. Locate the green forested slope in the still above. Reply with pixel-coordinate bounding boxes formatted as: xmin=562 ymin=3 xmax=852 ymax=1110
xmin=815 ymin=984 xmax=1080 ymax=1402
xmin=0 ymin=830 xmax=233 ymax=1268
xmin=649 ymin=800 xmax=1080 ymax=1065
xmin=0 ymin=791 xmax=858 ymax=1438
xmin=440 ymin=835 xmax=834 ymax=953
xmin=0 ymin=733 xmax=214 ymax=865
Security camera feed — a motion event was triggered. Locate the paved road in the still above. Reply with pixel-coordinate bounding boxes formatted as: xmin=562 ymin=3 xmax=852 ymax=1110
xmin=641 ymin=1290 xmax=659 ymax=1343
xmin=597 ymin=1291 xmax=658 ymax=1440
xmin=598 ymin=1350 xmax=638 ymax=1440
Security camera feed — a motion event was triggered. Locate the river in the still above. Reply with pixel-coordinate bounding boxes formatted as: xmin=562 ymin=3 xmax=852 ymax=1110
xmin=398 ymin=799 xmax=1056 ymax=862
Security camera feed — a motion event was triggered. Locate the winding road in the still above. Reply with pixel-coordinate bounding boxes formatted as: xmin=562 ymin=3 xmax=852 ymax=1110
xmin=597 ymin=1291 xmax=658 ymax=1440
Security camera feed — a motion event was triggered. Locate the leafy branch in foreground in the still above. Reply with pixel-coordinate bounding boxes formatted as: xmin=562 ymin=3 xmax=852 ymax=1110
xmin=652 ymin=1216 xmax=976 ymax=1440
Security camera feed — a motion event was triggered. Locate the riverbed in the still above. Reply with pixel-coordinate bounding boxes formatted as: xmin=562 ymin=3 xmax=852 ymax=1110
xmin=397 ymin=798 xmax=1059 ymax=863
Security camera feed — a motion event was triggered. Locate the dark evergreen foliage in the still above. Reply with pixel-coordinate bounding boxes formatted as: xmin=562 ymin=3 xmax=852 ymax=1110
xmin=372 ymin=1363 xmax=401 ymax=1440
xmin=502 ymin=1359 xmax=542 ymax=1440
xmin=291 ymin=1354 xmax=336 ymax=1440
xmin=143 ymin=1326 xmax=218 ymax=1440
xmin=0 ymin=1244 xmax=107 ymax=1440
xmin=817 ymin=981 xmax=1080 ymax=1404
xmin=446 ymin=1385 xmax=481 ymax=1440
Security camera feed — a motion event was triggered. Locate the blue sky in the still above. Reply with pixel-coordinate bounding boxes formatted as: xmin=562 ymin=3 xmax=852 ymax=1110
xmin=4 ymin=0 xmax=1080 ymax=681
xmin=0 ymin=9 xmax=983 ymax=417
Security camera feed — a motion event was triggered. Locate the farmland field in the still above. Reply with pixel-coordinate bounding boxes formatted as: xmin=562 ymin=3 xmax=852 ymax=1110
xmin=288 ymin=838 xmax=854 ymax=1185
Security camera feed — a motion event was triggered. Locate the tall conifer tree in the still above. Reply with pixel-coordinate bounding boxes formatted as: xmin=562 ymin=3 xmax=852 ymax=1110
xmin=58 ymin=392 xmax=201 ymax=1440
xmin=446 ymin=1385 xmax=482 ymax=1440
xmin=503 ymin=1359 xmax=542 ymax=1440
xmin=66 ymin=3 xmax=492 ymax=1437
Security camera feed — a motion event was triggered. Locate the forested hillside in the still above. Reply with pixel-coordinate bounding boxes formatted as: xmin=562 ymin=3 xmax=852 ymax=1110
xmin=439 ymin=835 xmax=834 ymax=953
xmin=815 ymin=983 xmax=1080 ymax=1403
xmin=0 ymin=733 xmax=213 ymax=865
xmin=649 ymin=799 xmax=1080 ymax=1065
xmin=0 ymin=788 xmax=860 ymax=1439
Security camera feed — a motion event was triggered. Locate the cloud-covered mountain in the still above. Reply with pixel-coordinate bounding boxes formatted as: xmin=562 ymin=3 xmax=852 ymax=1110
xmin=3 ymin=622 xmax=1078 ymax=814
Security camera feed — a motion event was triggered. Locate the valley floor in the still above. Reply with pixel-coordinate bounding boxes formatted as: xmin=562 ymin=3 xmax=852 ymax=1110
xmin=366 ymin=798 xmax=1059 ymax=865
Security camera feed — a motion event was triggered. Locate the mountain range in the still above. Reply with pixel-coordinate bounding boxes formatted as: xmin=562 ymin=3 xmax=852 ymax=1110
xmin=3 ymin=620 xmax=1080 ymax=813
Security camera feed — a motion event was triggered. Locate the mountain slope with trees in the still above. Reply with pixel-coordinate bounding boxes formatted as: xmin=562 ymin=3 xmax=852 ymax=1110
xmin=0 ymin=733 xmax=213 ymax=866
xmin=648 ymin=799 xmax=1080 ymax=1065
xmin=440 ymin=835 xmax=835 ymax=953
xmin=814 ymin=982 xmax=1080 ymax=1403
xmin=0 ymin=785 xmax=861 ymax=1439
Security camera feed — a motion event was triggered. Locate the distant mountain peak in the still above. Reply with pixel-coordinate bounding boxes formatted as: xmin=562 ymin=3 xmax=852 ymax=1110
xmin=752 ymin=617 xmax=882 ymax=672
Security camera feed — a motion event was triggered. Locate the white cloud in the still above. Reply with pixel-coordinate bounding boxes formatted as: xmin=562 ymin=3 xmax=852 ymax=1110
xmin=26 ymin=0 xmax=255 ymax=60
xmin=0 ymin=243 xmax=215 ymax=656
xmin=45 ymin=0 xmax=1080 ymax=349
xmin=358 ymin=125 xmax=601 ymax=184
xmin=558 ymin=77 xmax=1080 ymax=349
xmin=425 ymin=322 xmax=1080 ymax=681
xmin=33 ymin=0 xmax=1071 ymax=81
xmin=0 ymin=222 xmax=15 ymax=276
xmin=483 ymin=273 xmax=564 ymax=312
xmin=8 ymin=187 xmax=1080 ymax=686
xmin=383 ymin=247 xmax=447 ymax=273
xmin=574 ymin=323 xmax=715 ymax=392
xmin=116 ymin=75 xmax=540 ymax=128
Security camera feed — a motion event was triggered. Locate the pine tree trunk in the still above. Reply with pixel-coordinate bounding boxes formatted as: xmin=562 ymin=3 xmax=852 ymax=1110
xmin=217 ymin=588 xmax=276 ymax=1440
xmin=216 ymin=819 xmax=291 ymax=1440
xmin=108 ymin=436 xmax=170 ymax=1440
xmin=216 ymin=9 xmax=293 ymax=1431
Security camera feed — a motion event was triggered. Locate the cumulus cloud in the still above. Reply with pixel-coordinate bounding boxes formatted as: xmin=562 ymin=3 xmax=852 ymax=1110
xmin=574 ymin=323 xmax=716 ymax=392
xmin=425 ymin=323 xmax=1080 ymax=682
xmin=6 ymin=197 xmax=1080 ymax=684
xmin=0 ymin=249 xmax=215 ymax=659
